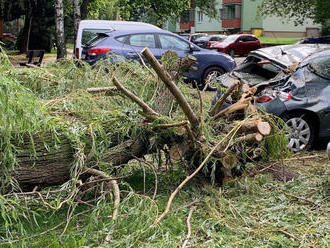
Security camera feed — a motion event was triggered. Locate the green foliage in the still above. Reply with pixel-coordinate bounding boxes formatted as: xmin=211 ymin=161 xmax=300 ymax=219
xmin=259 ymin=0 xmax=330 ymax=25
xmin=118 ymin=0 xmax=217 ymax=26
xmin=0 ymin=48 xmax=295 ymax=247
xmin=1 ymin=154 xmax=328 ymax=247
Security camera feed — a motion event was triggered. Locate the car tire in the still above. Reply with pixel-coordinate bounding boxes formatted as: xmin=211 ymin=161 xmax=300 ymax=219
xmin=229 ymin=49 xmax=235 ymax=57
xmin=202 ymin=67 xmax=225 ymax=91
xmin=282 ymin=113 xmax=316 ymax=152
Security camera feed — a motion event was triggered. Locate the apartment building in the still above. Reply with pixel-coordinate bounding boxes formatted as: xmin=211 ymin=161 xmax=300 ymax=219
xmin=166 ymin=0 xmax=320 ymax=38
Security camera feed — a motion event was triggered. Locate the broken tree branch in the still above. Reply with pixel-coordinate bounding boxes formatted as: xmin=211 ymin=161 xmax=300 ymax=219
xmin=112 ymin=76 xmax=159 ymax=119
xmin=84 ymin=168 xmax=120 ymax=220
xmin=141 ymin=47 xmax=199 ymax=131
xmin=87 ymin=86 xmax=117 ymax=95
xmin=209 ymin=81 xmax=240 ymax=116
xmin=154 ymin=123 xmax=241 ymax=224
xmin=182 ymin=205 xmax=197 ymax=248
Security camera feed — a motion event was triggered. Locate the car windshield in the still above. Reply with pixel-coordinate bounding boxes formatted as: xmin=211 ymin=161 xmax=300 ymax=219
xmin=180 ymin=35 xmax=190 ymax=40
xmin=82 ymin=29 xmax=111 ymax=46
xmin=223 ymin=35 xmax=239 ymax=43
xmin=308 ymin=56 xmax=330 ymax=79
xmin=195 ymin=36 xmax=209 ymax=42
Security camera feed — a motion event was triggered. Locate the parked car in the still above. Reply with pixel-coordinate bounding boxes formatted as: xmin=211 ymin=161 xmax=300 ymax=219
xmin=297 ymin=36 xmax=330 ymax=44
xmin=180 ymin=33 xmax=208 ymax=43
xmin=212 ymin=44 xmax=330 ymax=151
xmin=76 ymin=20 xmax=236 ymax=89
xmin=194 ymin=35 xmax=227 ymax=49
xmin=210 ymin=34 xmax=261 ymax=57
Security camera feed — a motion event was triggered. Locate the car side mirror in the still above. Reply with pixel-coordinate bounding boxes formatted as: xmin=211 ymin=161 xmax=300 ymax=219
xmin=190 ymin=44 xmax=200 ymax=52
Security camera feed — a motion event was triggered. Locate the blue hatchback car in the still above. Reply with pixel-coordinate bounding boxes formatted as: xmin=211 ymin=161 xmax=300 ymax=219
xmin=79 ymin=21 xmax=236 ymax=88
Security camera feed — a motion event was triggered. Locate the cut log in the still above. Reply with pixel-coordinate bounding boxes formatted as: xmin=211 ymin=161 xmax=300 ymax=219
xmin=238 ymin=120 xmax=271 ymax=136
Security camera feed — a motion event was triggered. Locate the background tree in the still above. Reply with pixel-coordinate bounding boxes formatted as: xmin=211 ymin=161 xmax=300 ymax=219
xmin=259 ymin=0 xmax=330 ymax=26
xmin=118 ymin=0 xmax=217 ymax=26
xmin=54 ymin=0 xmax=66 ymax=59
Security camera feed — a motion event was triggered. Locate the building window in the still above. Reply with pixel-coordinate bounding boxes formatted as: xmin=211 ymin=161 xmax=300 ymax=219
xmin=221 ymin=4 xmax=241 ymax=19
xmin=180 ymin=9 xmax=195 ymax=22
xmin=197 ymin=11 xmax=203 ymax=23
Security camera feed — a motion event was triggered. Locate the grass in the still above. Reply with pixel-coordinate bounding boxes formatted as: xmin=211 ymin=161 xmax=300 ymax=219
xmin=259 ymin=37 xmax=302 ymax=45
xmin=0 ymin=50 xmax=328 ymax=247
xmin=2 ymin=151 xmax=328 ymax=247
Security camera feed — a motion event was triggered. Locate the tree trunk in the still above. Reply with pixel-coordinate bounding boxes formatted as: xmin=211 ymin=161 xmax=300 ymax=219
xmin=19 ymin=14 xmax=32 ymax=53
xmin=7 ymin=136 xmax=149 ymax=191
xmin=80 ymin=0 xmax=89 ymax=20
xmin=73 ymin=0 xmax=81 ymax=48
xmin=54 ymin=0 xmax=67 ymax=59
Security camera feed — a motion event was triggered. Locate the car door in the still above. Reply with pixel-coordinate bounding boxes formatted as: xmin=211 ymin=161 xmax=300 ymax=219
xmin=234 ymin=37 xmax=245 ymax=55
xmin=118 ymin=33 xmax=162 ymax=61
xmin=157 ymin=34 xmax=191 ymax=58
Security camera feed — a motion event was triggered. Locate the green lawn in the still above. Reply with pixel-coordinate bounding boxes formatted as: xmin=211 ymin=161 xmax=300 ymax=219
xmin=259 ymin=37 xmax=302 ymax=45
xmin=2 ymin=151 xmax=329 ymax=247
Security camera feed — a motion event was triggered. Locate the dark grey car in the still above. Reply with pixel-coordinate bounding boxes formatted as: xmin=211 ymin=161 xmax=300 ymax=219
xmin=258 ymin=50 xmax=330 ymax=151
xmin=212 ymin=45 xmax=330 ymax=151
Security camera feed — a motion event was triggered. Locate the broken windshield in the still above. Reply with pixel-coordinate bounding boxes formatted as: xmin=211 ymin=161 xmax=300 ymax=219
xmin=308 ymin=56 xmax=330 ymax=80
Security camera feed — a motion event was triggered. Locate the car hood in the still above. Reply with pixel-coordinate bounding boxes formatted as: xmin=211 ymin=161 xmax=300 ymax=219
xmin=250 ymin=44 xmax=330 ymax=69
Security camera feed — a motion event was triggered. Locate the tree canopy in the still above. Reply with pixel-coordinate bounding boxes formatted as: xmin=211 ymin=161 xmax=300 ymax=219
xmin=118 ymin=0 xmax=218 ymax=26
xmin=259 ymin=0 xmax=330 ymax=25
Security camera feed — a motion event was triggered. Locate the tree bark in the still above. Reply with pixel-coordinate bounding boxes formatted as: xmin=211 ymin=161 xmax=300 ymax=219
xmin=19 ymin=14 xmax=32 ymax=53
xmin=80 ymin=0 xmax=89 ymax=20
xmin=54 ymin=0 xmax=67 ymax=59
xmin=73 ymin=0 xmax=81 ymax=47
xmin=7 ymin=137 xmax=149 ymax=192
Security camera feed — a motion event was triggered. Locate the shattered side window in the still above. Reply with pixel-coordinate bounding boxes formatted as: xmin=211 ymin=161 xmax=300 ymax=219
xmin=308 ymin=56 xmax=330 ymax=80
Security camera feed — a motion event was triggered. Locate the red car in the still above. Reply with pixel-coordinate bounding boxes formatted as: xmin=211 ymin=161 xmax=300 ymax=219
xmin=210 ymin=34 xmax=261 ymax=57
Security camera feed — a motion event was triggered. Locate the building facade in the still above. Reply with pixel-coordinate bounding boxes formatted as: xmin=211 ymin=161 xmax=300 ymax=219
xmin=166 ymin=0 xmax=320 ymax=38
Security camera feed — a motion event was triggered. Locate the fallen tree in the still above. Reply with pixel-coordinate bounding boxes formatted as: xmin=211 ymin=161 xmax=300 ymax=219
xmin=0 ymin=49 xmax=288 ymax=227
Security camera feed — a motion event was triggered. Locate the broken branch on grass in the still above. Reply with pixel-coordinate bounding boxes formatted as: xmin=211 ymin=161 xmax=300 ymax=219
xmin=87 ymin=86 xmax=117 ymax=95
xmin=112 ymin=76 xmax=159 ymax=120
xmin=84 ymin=168 xmax=120 ymax=220
xmin=182 ymin=206 xmax=197 ymax=248
xmin=141 ymin=47 xmax=200 ymax=131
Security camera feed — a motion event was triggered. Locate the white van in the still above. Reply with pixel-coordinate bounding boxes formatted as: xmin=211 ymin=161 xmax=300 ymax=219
xmin=75 ymin=20 xmax=161 ymax=59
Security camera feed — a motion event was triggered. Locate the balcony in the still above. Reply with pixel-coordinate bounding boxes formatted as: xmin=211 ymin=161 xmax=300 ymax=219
xmin=180 ymin=21 xmax=195 ymax=30
xmin=222 ymin=18 xmax=241 ymax=29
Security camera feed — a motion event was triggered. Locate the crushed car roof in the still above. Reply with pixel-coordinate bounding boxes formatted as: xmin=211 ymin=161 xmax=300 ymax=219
xmin=250 ymin=44 xmax=330 ymax=68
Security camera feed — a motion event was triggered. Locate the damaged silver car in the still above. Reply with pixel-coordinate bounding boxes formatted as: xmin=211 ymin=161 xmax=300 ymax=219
xmin=213 ymin=44 xmax=330 ymax=151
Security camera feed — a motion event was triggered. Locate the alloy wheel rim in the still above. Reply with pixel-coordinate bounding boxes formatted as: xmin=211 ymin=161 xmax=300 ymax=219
xmin=286 ymin=117 xmax=311 ymax=152
xmin=205 ymin=71 xmax=222 ymax=82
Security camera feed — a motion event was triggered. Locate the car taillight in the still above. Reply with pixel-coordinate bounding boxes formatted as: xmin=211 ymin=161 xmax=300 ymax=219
xmin=206 ymin=41 xmax=211 ymax=47
xmin=87 ymin=48 xmax=112 ymax=56
xmin=75 ymin=48 xmax=79 ymax=59
xmin=257 ymin=95 xmax=273 ymax=103
xmin=278 ymin=92 xmax=292 ymax=102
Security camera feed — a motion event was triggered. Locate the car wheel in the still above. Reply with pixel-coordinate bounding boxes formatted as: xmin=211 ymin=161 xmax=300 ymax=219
xmin=202 ymin=67 xmax=225 ymax=91
xmin=229 ymin=49 xmax=235 ymax=57
xmin=282 ymin=113 xmax=315 ymax=152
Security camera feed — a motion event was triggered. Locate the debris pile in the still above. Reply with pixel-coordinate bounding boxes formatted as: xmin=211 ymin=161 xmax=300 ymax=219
xmin=0 ymin=48 xmax=289 ymax=227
